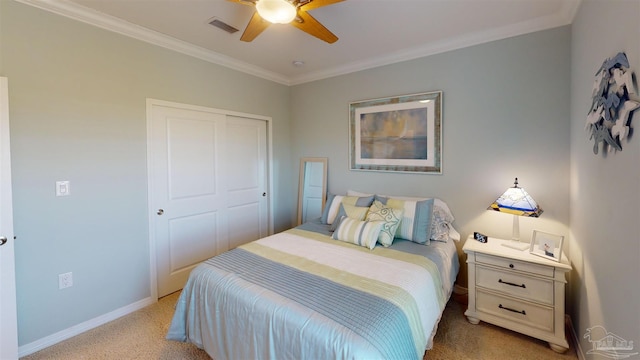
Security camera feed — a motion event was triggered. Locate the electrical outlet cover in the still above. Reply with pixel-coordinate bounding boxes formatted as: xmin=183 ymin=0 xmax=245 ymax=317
xmin=58 ymin=272 xmax=73 ymax=289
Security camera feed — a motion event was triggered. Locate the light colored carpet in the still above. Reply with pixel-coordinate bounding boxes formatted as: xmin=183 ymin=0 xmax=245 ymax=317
xmin=428 ymin=294 xmax=579 ymax=360
xmin=22 ymin=292 xmax=579 ymax=360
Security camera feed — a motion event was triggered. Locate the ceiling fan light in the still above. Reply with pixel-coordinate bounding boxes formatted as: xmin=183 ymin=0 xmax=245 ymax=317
xmin=256 ymin=0 xmax=297 ymax=24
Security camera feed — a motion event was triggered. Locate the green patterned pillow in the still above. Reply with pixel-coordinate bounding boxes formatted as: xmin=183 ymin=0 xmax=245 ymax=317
xmin=332 ymin=217 xmax=383 ymax=250
xmin=366 ymin=200 xmax=405 ymax=247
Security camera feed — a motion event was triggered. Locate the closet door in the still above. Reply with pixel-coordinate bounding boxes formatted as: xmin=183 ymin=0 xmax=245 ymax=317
xmin=150 ymin=104 xmax=228 ymax=297
xmin=226 ymin=116 xmax=268 ymax=250
xmin=149 ymin=101 xmax=270 ymax=298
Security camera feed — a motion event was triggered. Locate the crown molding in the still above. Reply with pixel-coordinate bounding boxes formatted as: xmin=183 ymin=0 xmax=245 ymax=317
xmin=561 ymin=0 xmax=582 ymax=23
xmin=288 ymin=4 xmax=579 ymax=85
xmin=16 ymin=0 xmax=580 ymax=87
xmin=15 ymin=0 xmax=291 ymax=85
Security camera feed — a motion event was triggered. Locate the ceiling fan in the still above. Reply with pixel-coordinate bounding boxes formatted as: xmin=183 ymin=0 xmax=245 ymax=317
xmin=228 ymin=0 xmax=344 ymax=43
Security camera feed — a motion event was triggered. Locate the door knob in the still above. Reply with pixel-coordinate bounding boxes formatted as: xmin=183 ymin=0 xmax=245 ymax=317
xmin=0 ymin=236 xmax=7 ymax=246
xmin=157 ymin=209 xmax=164 ymax=215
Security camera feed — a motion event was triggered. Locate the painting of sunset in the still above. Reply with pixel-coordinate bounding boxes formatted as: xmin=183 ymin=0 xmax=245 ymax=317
xmin=359 ymin=107 xmax=428 ymax=160
xmin=350 ymin=91 xmax=441 ymax=173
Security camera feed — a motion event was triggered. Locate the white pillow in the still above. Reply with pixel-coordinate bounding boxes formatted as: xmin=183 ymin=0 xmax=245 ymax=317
xmin=449 ymin=225 xmax=461 ymax=241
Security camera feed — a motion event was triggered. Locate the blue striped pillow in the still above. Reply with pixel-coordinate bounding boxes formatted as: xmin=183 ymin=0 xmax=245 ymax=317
xmin=375 ymin=196 xmax=434 ymax=244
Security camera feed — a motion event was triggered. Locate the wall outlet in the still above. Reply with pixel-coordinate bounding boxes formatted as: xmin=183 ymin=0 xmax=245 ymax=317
xmin=58 ymin=272 xmax=73 ymax=289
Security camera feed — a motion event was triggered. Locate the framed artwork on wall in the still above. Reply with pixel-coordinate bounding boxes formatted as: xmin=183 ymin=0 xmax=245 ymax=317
xmin=349 ymin=91 xmax=442 ymax=174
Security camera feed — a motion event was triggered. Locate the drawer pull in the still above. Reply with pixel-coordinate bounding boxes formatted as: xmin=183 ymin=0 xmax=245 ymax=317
xmin=499 ymin=279 xmax=526 ymax=288
xmin=499 ymin=304 xmax=526 ymax=315
xmin=509 ymin=263 xmax=514 ymax=268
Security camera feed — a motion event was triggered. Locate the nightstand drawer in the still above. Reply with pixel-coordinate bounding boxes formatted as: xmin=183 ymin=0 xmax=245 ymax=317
xmin=476 ymin=253 xmax=554 ymax=277
xmin=477 ymin=266 xmax=554 ymax=305
xmin=476 ymin=289 xmax=554 ymax=332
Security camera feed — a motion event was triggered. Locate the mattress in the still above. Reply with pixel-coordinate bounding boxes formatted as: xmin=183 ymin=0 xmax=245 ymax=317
xmin=167 ymin=221 xmax=459 ymax=359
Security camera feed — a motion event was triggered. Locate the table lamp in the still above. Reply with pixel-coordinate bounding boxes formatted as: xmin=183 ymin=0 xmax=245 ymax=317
xmin=487 ymin=178 xmax=543 ymax=250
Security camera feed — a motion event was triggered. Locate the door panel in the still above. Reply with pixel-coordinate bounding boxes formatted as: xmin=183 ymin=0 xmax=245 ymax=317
xmin=0 ymin=77 xmax=18 ymax=359
xmin=167 ymin=117 xmax=219 ymax=199
xmin=168 ymin=212 xmax=219 ymax=272
xmin=226 ymin=116 xmax=268 ymax=250
xmin=228 ymin=204 xmax=260 ymax=250
xmin=151 ymin=105 xmax=227 ymax=297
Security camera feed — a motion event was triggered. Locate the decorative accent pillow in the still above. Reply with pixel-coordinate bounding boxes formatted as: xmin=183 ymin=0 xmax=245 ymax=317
xmin=332 ymin=217 xmax=383 ymax=250
xmin=366 ymin=200 xmax=404 ymax=247
xmin=347 ymin=190 xmax=455 ymax=223
xmin=329 ymin=203 xmax=370 ymax=231
xmin=429 ymin=219 xmax=451 ymax=242
xmin=321 ymin=194 xmax=375 ymax=225
xmin=430 ymin=221 xmax=461 ymax=242
xmin=347 ymin=190 xmax=457 ymax=244
xmin=375 ymin=196 xmax=434 ymax=244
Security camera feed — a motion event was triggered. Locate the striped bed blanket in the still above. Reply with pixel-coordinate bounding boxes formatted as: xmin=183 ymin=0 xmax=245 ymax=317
xmin=167 ymin=227 xmax=458 ymax=359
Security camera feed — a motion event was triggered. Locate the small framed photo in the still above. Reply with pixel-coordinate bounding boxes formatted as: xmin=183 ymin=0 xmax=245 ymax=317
xmin=529 ymin=230 xmax=564 ymax=262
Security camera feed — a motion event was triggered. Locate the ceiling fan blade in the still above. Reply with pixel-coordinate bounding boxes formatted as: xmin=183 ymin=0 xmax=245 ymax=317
xmin=299 ymin=0 xmax=345 ymax=12
xmin=240 ymin=11 xmax=270 ymax=42
xmin=291 ymin=11 xmax=338 ymax=43
xmin=226 ymin=0 xmax=256 ymax=6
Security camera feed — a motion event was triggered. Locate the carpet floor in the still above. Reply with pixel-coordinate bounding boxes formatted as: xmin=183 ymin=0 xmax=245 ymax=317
xmin=21 ymin=292 xmax=579 ymax=359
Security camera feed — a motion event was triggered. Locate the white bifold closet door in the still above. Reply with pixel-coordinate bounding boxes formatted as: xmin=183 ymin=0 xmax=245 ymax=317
xmin=148 ymin=101 xmax=268 ymax=298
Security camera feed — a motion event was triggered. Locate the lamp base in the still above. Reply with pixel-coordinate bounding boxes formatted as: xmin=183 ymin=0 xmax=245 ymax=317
xmin=501 ymin=241 xmax=529 ymax=251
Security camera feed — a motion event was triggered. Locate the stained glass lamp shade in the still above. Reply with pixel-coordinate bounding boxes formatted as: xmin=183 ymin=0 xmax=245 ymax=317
xmin=488 ymin=178 xmax=543 ymax=250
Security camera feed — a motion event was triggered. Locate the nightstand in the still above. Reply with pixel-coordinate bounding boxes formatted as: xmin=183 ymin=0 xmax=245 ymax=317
xmin=463 ymin=235 xmax=571 ymax=353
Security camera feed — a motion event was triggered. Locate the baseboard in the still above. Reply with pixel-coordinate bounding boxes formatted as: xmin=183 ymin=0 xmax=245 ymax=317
xmin=565 ymin=314 xmax=586 ymax=360
xmin=18 ymin=296 xmax=156 ymax=357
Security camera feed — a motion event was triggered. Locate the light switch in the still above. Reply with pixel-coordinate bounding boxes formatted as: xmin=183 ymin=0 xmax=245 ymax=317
xmin=56 ymin=181 xmax=70 ymax=196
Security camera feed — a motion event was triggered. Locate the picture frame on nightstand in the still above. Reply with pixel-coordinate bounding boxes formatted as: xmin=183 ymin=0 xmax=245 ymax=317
xmin=530 ymin=230 xmax=564 ymax=262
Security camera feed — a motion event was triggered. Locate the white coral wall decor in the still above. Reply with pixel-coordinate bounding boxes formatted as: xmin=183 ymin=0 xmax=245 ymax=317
xmin=586 ymin=52 xmax=639 ymax=155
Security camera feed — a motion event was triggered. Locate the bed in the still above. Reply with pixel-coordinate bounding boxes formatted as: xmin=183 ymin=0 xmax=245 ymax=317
xmin=167 ymin=193 xmax=460 ymax=360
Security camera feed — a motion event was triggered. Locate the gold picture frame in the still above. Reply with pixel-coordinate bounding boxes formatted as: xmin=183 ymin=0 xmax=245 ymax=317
xmin=349 ymin=91 xmax=442 ymax=174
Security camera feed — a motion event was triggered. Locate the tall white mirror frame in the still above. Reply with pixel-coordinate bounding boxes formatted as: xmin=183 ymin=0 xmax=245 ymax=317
xmin=297 ymin=157 xmax=327 ymax=225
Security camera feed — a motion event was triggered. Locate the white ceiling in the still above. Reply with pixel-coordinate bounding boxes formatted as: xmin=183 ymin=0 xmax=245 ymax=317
xmin=18 ymin=0 xmax=580 ymax=85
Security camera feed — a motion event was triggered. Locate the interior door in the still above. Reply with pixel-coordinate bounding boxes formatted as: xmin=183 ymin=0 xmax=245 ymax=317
xmin=0 ymin=77 xmax=18 ymax=359
xmin=149 ymin=103 xmax=269 ymax=298
xmin=226 ymin=116 xmax=268 ymax=250
xmin=150 ymin=104 xmax=228 ymax=298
